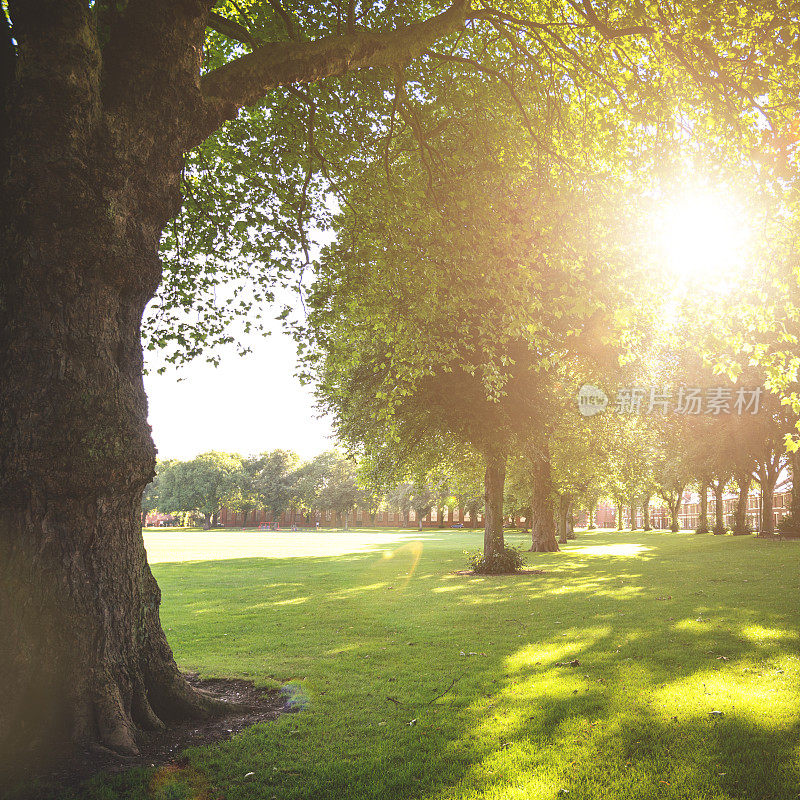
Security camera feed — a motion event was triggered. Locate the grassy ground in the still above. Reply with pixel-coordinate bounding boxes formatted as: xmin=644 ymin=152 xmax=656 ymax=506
xmin=60 ymin=529 xmax=800 ymax=799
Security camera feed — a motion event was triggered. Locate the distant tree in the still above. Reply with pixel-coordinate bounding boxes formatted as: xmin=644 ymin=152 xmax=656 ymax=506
xmin=316 ymin=456 xmax=366 ymax=530
xmin=290 ymin=451 xmax=337 ymax=521
xmin=249 ymin=449 xmax=301 ymax=525
xmin=388 ymin=483 xmax=414 ymax=529
xmin=158 ymin=452 xmax=244 ymax=528
xmin=409 ymin=481 xmax=436 ymax=531
xmin=141 ymin=459 xmax=175 ymax=520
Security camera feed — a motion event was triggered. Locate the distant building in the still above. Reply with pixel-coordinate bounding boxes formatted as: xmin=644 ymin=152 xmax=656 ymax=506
xmin=218 ymin=488 xmax=793 ymax=531
xmin=590 ymin=489 xmax=791 ymax=531
xmin=218 ymin=506 xmax=485 ymax=529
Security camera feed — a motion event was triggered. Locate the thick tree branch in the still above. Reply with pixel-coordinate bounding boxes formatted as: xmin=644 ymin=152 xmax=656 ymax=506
xmin=1 ymin=4 xmax=14 ymax=100
xmin=567 ymin=0 xmax=652 ymax=39
xmin=200 ymin=1 xmax=470 ymax=124
xmin=425 ymin=48 xmax=568 ymax=167
xmin=0 ymin=3 xmax=14 ymax=173
xmin=207 ymin=11 xmax=260 ymax=48
xmin=268 ymin=0 xmax=301 ymax=41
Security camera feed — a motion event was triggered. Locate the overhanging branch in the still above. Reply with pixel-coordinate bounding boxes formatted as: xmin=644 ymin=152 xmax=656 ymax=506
xmin=200 ymin=1 xmax=469 ymax=124
xmin=0 ymin=4 xmax=15 ymax=171
xmin=1 ymin=4 xmax=14 ymax=97
xmin=207 ymin=11 xmax=260 ymax=48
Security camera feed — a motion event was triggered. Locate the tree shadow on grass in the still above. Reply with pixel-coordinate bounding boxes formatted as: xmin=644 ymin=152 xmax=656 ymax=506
xmin=38 ymin=532 xmax=800 ymax=800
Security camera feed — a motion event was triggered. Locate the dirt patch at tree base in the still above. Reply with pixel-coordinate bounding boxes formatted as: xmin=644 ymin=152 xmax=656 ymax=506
xmin=11 ymin=674 xmax=291 ymax=798
xmin=451 ymin=569 xmax=548 ymax=577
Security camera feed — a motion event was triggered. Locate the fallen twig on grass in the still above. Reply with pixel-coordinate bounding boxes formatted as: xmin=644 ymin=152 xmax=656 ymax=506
xmin=428 ymin=676 xmax=462 ymax=705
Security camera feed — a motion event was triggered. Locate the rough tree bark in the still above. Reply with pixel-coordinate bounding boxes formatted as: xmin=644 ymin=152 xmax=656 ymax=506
xmin=628 ymin=500 xmax=637 ymax=531
xmin=0 ymin=2 xmax=229 ymax=774
xmin=642 ymin=495 xmax=651 ymax=531
xmin=0 ymin=0 xmax=474 ymax=776
xmin=483 ymin=444 xmax=507 ymax=562
xmin=528 ymin=454 xmax=559 ymax=552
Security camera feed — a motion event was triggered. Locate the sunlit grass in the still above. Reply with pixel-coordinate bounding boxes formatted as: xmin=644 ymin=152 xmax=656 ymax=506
xmin=52 ymin=529 xmax=800 ymax=800
xmin=143 ymin=527 xmax=430 ymax=563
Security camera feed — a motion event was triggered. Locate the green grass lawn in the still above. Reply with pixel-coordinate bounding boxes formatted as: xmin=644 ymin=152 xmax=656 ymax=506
xmin=63 ymin=529 xmax=800 ymax=800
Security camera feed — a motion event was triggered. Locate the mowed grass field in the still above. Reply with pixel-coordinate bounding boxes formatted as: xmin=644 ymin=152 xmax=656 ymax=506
xmin=63 ymin=529 xmax=800 ymax=800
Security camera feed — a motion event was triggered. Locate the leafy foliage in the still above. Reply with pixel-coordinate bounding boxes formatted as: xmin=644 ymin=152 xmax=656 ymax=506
xmin=467 ymin=544 xmax=526 ymax=574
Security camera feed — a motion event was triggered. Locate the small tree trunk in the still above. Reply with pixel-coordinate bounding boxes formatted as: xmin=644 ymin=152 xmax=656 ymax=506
xmin=483 ymin=444 xmax=507 ymax=566
xmin=759 ymin=471 xmax=777 ymax=536
xmin=669 ymin=497 xmax=681 ymax=532
xmin=628 ymin=500 xmax=637 ymax=531
xmin=696 ymin=482 xmax=709 ymax=533
xmin=616 ymin=504 xmax=623 ymax=531
xmin=642 ymin=496 xmax=651 ymax=531
xmin=557 ymin=494 xmax=571 ymax=545
xmin=566 ymin=498 xmax=576 ymax=540
xmin=791 ymin=450 xmax=800 ymax=521
xmin=529 ymin=456 xmax=559 ymax=552
xmin=713 ymin=482 xmax=726 ymax=534
xmin=732 ymin=473 xmax=751 ymax=535
xmin=587 ymin=502 xmax=596 ymax=530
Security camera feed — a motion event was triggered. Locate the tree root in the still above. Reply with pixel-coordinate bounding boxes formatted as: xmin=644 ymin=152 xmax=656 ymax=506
xmin=529 ymin=541 xmax=560 ymax=552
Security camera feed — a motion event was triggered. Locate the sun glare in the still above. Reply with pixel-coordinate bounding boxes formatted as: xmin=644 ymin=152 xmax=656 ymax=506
xmin=657 ymin=192 xmax=751 ymax=290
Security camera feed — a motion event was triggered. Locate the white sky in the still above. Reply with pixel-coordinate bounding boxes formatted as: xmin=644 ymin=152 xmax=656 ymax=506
xmin=143 ymin=324 xmax=335 ymax=461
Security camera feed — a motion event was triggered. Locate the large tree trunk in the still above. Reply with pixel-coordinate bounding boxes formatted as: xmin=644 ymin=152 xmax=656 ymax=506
xmin=642 ymin=495 xmax=651 ymax=531
xmin=0 ymin=2 xmax=222 ymax=775
xmin=483 ymin=444 xmax=507 ymax=563
xmin=732 ymin=473 xmax=751 ymax=535
xmin=696 ymin=482 xmax=709 ymax=533
xmin=616 ymin=503 xmax=624 ymax=531
xmin=529 ymin=455 xmax=559 ymax=552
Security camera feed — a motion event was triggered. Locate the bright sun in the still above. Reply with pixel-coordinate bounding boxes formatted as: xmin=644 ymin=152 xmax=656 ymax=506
xmin=657 ymin=192 xmax=751 ymax=290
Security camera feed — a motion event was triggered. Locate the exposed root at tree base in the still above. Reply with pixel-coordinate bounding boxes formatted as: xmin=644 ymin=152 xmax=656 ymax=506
xmin=11 ymin=674 xmax=290 ymax=798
